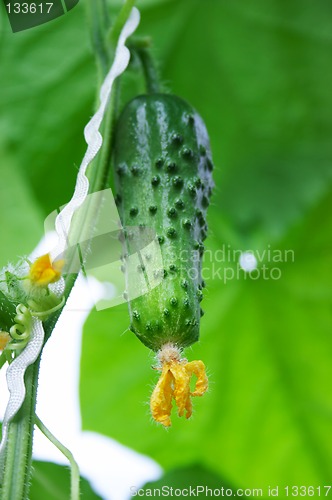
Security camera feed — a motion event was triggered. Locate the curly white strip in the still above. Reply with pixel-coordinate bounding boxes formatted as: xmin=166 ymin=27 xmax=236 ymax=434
xmin=52 ymin=7 xmax=140 ymax=259
xmin=0 ymin=318 xmax=44 ymax=458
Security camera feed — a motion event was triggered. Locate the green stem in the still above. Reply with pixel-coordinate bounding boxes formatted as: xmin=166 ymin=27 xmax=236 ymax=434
xmin=0 ymin=1 xmax=136 ymax=497
xmin=134 ymin=46 xmax=161 ymax=94
xmin=88 ymin=78 xmax=120 ymax=190
xmin=108 ymin=0 xmax=136 ymax=48
xmin=35 ymin=416 xmax=80 ymax=500
xmin=85 ymin=0 xmax=111 ymax=76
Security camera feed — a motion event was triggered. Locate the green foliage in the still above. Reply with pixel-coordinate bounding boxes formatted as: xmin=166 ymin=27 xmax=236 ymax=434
xmin=0 ymin=3 xmax=95 ymax=220
xmin=30 ymin=461 xmax=102 ymax=500
xmin=0 ymin=156 xmax=43 ymax=268
xmin=0 ymin=0 xmax=331 ymax=497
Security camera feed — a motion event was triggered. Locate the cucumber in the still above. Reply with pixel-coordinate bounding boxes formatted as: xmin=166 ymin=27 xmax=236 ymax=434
xmin=113 ymin=94 xmax=213 ymax=352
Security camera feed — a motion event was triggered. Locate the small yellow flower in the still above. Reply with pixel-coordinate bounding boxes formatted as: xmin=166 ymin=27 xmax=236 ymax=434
xmin=29 ymin=254 xmax=64 ymax=287
xmin=0 ymin=331 xmax=10 ymax=351
xmin=150 ymin=343 xmax=208 ymax=427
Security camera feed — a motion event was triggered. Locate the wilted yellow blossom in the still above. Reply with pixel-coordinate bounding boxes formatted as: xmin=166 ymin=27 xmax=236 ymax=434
xmin=150 ymin=343 xmax=208 ymax=427
xmin=29 ymin=254 xmax=64 ymax=287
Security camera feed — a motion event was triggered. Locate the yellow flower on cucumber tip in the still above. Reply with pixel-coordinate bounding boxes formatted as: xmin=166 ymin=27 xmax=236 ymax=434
xmin=150 ymin=343 xmax=208 ymax=427
xmin=29 ymin=254 xmax=64 ymax=287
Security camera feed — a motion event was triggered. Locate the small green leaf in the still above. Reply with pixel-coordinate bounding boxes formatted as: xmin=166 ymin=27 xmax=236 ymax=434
xmin=0 ymin=3 xmax=94 ymax=215
xmin=30 ymin=461 xmax=102 ymax=500
xmin=0 ymin=154 xmax=43 ymax=268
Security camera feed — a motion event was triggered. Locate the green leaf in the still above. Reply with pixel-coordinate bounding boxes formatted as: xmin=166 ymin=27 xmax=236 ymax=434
xmin=0 ymin=3 xmax=95 ymax=216
xmin=30 ymin=461 xmax=102 ymax=500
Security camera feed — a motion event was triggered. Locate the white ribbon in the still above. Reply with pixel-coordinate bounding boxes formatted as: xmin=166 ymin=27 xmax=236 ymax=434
xmin=0 ymin=318 xmax=44 ymax=459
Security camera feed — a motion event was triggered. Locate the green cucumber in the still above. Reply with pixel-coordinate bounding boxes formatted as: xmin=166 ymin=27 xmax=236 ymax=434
xmin=113 ymin=93 xmax=214 ymax=351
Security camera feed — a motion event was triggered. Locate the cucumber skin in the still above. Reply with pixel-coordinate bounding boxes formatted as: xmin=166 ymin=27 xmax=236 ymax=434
xmin=113 ymin=94 xmax=214 ymax=351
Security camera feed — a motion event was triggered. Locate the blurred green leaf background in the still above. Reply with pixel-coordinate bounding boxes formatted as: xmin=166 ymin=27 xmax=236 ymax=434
xmin=1 ymin=0 xmax=332 ymax=497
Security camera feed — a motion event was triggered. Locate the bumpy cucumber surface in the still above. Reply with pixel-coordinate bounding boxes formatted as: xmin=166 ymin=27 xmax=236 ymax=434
xmin=113 ymin=94 xmax=214 ymax=351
